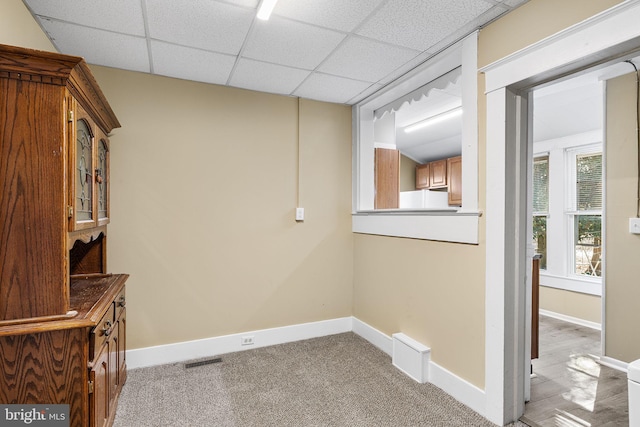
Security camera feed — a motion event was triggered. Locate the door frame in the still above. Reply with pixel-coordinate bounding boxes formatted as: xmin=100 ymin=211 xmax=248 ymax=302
xmin=481 ymin=1 xmax=640 ymax=424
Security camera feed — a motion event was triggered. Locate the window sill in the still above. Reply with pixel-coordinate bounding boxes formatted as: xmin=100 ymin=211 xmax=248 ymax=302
xmin=539 ymin=271 xmax=602 ymax=296
xmin=352 ymin=210 xmax=480 ymax=244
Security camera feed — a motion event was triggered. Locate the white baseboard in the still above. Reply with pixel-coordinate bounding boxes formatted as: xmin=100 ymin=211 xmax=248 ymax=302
xmin=351 ymin=317 xmax=393 ymax=356
xmin=539 ymin=309 xmax=601 ymax=331
xmin=599 ymin=356 xmax=629 ymax=373
xmin=126 ymin=317 xmax=352 ymax=369
xmin=429 ymin=361 xmax=486 ymax=417
xmin=127 ymin=315 xmax=488 ymax=419
xmin=351 ymin=318 xmax=486 ymax=417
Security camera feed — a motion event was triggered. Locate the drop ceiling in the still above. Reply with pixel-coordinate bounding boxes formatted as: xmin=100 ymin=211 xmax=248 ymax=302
xmin=23 ymin=0 xmax=529 ymax=105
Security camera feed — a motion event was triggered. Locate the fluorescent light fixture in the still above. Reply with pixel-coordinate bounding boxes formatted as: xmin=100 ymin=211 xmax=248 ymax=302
xmin=404 ymin=107 xmax=462 ymax=133
xmin=257 ymin=0 xmax=278 ymax=20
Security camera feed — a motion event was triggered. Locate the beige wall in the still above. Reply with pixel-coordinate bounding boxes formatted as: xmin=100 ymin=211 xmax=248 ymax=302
xmin=94 ymin=70 xmax=353 ymax=349
xmin=539 ymin=287 xmax=601 ymax=324
xmin=400 ymin=154 xmax=418 ymax=192
xmin=604 ymin=72 xmax=640 ymax=362
xmin=0 ymin=0 xmax=55 ymax=51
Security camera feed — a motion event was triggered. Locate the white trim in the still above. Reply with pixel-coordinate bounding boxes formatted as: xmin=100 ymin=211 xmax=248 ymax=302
xmin=429 ymin=361 xmax=486 ymax=417
xmin=540 ymin=274 xmax=601 ymax=296
xmin=351 ymin=316 xmax=393 ymax=355
xmin=126 ymin=317 xmax=352 ymax=369
xmin=352 ymin=32 xmax=479 ymax=241
xmin=484 ymin=1 xmax=640 ymax=424
xmin=352 ymin=212 xmax=480 ymax=244
xmin=539 ymin=309 xmax=601 ymax=331
xmin=599 ymin=356 xmax=629 ymax=373
xmin=352 ymin=317 xmax=487 ymax=417
xmin=481 ymin=1 xmax=640 ymax=93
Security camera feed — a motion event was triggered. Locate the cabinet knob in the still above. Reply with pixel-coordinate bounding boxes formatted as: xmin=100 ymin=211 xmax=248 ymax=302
xmin=118 ymin=295 xmax=126 ymax=307
xmin=102 ymin=320 xmax=112 ymax=336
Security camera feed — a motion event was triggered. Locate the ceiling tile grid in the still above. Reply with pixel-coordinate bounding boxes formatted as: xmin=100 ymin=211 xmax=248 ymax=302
xmin=22 ymin=0 xmax=529 ymax=105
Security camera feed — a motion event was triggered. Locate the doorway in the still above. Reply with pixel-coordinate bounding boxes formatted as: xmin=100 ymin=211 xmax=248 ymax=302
xmin=482 ymin=2 xmax=640 ymax=424
xmin=523 ymin=69 xmax=622 ymax=425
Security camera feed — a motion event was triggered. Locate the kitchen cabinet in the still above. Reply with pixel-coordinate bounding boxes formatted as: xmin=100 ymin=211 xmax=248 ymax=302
xmin=447 ymin=156 xmax=462 ymax=206
xmin=415 ymin=163 xmax=430 ymax=189
xmin=375 ymin=148 xmax=400 ymax=209
xmin=0 ymin=44 xmax=127 ymax=427
xmin=429 ymin=158 xmax=448 ymax=188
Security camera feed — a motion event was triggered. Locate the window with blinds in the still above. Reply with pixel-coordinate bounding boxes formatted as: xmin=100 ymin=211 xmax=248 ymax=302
xmin=532 ymin=156 xmax=548 ymax=269
xmin=573 ymin=152 xmax=602 ymax=277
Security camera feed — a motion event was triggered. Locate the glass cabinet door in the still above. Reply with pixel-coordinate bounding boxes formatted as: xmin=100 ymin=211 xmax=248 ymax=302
xmin=97 ymin=137 xmax=109 ymax=225
xmin=75 ymin=118 xmax=94 ymax=224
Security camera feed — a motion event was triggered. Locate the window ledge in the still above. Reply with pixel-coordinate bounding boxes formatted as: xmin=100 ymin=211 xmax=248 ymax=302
xmin=539 ymin=271 xmax=602 ymax=296
xmin=352 ymin=211 xmax=480 ymax=244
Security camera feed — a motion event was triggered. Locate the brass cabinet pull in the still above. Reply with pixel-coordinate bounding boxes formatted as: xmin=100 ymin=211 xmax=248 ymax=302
xmin=102 ymin=320 xmax=112 ymax=336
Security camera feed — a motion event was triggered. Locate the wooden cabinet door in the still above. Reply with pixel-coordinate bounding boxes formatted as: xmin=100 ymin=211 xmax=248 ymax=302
xmin=117 ymin=309 xmax=127 ymax=388
xmin=374 ymin=148 xmax=399 ymax=209
xmin=447 ymin=156 xmax=462 ymax=205
xmin=415 ymin=164 xmax=430 ymax=189
xmin=90 ymin=342 xmax=110 ymax=427
xmin=429 ymin=159 xmax=447 ymax=188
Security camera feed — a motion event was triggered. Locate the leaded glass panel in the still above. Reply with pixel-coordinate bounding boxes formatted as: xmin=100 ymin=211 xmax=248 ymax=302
xmin=76 ymin=119 xmax=93 ymax=221
xmin=98 ymin=139 xmax=108 ymax=219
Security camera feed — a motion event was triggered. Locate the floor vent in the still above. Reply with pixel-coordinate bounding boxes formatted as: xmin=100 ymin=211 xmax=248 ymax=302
xmin=184 ymin=357 xmax=222 ymax=369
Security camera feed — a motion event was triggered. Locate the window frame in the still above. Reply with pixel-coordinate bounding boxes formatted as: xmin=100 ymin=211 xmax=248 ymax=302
xmin=352 ymin=32 xmax=480 ymax=244
xmin=533 ymin=134 xmax=603 ymax=296
xmin=565 ymin=145 xmax=603 ymax=280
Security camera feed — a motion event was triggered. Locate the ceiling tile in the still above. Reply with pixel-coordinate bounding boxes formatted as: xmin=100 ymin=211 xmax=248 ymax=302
xmin=357 ymin=0 xmax=493 ymax=51
xmin=224 ymin=0 xmax=260 ymax=8
xmin=273 ymin=0 xmax=384 ymax=32
xmin=229 ymin=58 xmax=310 ymax=96
xmin=24 ymin=0 xmax=146 ymax=36
xmin=294 ymin=72 xmax=373 ymax=104
xmin=242 ymin=16 xmax=346 ymax=69
xmin=38 ymin=18 xmax=149 ymax=72
xmin=151 ymin=41 xmax=236 ymax=85
xmin=318 ymin=36 xmax=419 ymax=83
xmin=146 ymin=0 xmax=255 ymax=54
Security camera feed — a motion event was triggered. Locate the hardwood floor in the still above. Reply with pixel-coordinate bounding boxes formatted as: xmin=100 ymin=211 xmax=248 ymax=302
xmin=521 ymin=315 xmax=629 ymax=427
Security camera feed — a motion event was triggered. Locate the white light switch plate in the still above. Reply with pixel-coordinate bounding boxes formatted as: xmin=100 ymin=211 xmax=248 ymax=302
xmin=296 ymin=207 xmax=304 ymax=221
xmin=630 ymin=218 xmax=640 ymax=234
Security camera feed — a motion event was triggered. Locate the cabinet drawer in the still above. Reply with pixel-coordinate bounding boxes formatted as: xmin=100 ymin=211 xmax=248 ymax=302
xmin=90 ymin=303 xmax=115 ymax=361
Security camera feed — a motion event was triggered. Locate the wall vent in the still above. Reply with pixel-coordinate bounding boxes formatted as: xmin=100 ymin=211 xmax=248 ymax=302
xmin=392 ymin=333 xmax=430 ymax=383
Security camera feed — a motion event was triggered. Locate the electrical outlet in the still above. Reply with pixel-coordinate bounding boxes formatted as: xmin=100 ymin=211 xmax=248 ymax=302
xmin=241 ymin=336 xmax=255 ymax=346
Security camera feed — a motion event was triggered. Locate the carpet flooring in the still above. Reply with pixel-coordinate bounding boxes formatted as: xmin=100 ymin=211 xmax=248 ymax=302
xmin=114 ymin=332 xmax=529 ymax=426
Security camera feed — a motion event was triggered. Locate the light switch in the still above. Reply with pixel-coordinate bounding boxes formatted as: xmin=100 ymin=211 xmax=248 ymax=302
xmin=630 ymin=218 xmax=640 ymax=234
xmin=296 ymin=207 xmax=304 ymax=221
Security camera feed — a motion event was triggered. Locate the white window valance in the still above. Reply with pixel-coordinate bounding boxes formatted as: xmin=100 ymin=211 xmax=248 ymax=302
xmin=374 ymin=66 xmax=461 ymax=120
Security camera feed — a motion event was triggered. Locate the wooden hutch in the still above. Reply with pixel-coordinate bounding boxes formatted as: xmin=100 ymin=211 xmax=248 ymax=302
xmin=0 ymin=44 xmax=128 ymax=427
